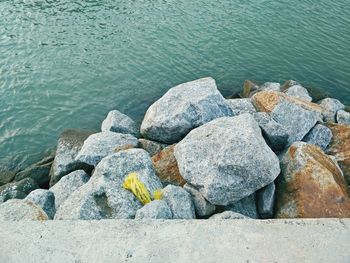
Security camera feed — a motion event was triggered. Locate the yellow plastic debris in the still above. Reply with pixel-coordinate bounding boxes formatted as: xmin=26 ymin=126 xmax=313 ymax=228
xmin=153 ymin=189 xmax=163 ymax=200
xmin=123 ymin=172 xmax=151 ymax=205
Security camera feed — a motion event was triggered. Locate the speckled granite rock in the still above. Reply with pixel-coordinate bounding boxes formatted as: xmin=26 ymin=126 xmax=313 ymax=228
xmin=260 ymin=82 xmax=281 ymax=92
xmin=319 ymin=98 xmax=345 ymax=122
xmin=256 ymin=182 xmax=275 ymax=219
xmin=336 ymin=110 xmax=350 ymax=125
xmin=285 ymin=85 xmax=312 ymax=101
xmin=0 ymin=199 xmax=48 ymax=221
xmin=101 ymin=110 xmax=139 ymax=137
xmin=226 ymin=98 xmax=256 ymax=116
xmin=135 ymin=200 xmax=172 ymax=219
xmin=140 ymin=77 xmax=233 ymax=143
xmin=138 ymin=139 xmax=168 ymax=156
xmin=183 ymin=183 xmax=216 ymax=217
xmin=25 ymin=189 xmax=55 ymax=219
xmin=302 ymin=124 xmax=332 ymax=151
xmin=226 ymin=193 xmax=259 ymax=219
xmin=162 ymin=185 xmax=195 ymax=219
xmin=209 ymin=211 xmax=249 ymax=219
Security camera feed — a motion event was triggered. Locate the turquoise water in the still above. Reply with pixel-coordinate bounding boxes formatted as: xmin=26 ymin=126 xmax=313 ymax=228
xmin=1 ymin=0 xmax=350 ymax=170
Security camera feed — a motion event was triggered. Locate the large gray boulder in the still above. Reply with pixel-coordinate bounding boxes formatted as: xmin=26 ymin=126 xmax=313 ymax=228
xmin=285 ymin=85 xmax=312 ymax=101
xmin=162 ymin=185 xmax=196 ymax=219
xmin=337 ymin=110 xmax=350 ymax=125
xmin=75 ymin=131 xmax=138 ymax=167
xmin=140 ymin=77 xmax=233 ymax=144
xmin=49 ymin=129 xmax=93 ymax=187
xmin=24 ymin=189 xmax=55 ymax=219
xmin=319 ymin=98 xmax=345 ymax=122
xmin=260 ymin=82 xmax=281 ymax=92
xmin=0 ymin=199 xmax=48 ymax=221
xmin=256 ymin=182 xmax=275 ymax=219
xmin=209 ymin=211 xmax=249 ymax=220
xmin=302 ymin=124 xmax=333 ymax=151
xmin=174 ymin=114 xmax=280 ymax=206
xmin=50 ymin=170 xmax=89 ymax=210
xmin=226 ymin=98 xmax=256 ymax=116
xmin=135 ymin=200 xmax=172 ymax=219
xmin=55 ymin=149 xmax=162 ymax=220
xmin=226 ymin=194 xmax=259 ymax=219
xmin=0 ymin=178 xmax=39 ymax=204
xmin=183 ymin=183 xmax=216 ymax=217
xmin=101 ymin=110 xmax=139 ymax=137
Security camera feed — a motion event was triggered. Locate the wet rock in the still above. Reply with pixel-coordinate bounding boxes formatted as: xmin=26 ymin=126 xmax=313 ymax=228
xmin=253 ymin=112 xmax=289 ymax=151
xmin=326 ymin=123 xmax=350 ymax=185
xmin=138 ymin=138 xmax=168 ymax=156
xmin=49 ymin=129 xmax=93 ymax=187
xmin=162 ymin=185 xmax=195 ymax=219
xmin=135 ymin=200 xmax=172 ymax=219
xmin=226 ymin=98 xmax=256 ymax=116
xmin=209 ymin=211 xmax=249 ymax=220
xmin=336 ymin=110 xmax=350 ymax=125
xmin=0 ymin=199 xmax=48 ymax=221
xmin=319 ymin=98 xmax=345 ymax=122
xmin=302 ymin=124 xmax=332 ymax=151
xmin=50 ymin=170 xmax=89 ymax=210
xmin=24 ymin=189 xmax=55 ymax=219
xmin=275 ymin=142 xmax=350 ymax=218
xmin=55 ymin=149 xmax=162 ymax=220
xmin=140 ymin=77 xmax=233 ymax=144
xmin=75 ymin=131 xmax=138 ymax=167
xmin=152 ymin=145 xmax=186 ymax=187
xmin=252 ymin=91 xmax=323 ymax=145
xmin=183 ymin=183 xmax=216 ymax=217
xmin=0 ymin=167 xmax=15 ymax=186
xmin=281 ymin=80 xmax=301 ymax=91
xmin=241 ymin=80 xmax=259 ymax=98
xmin=260 ymin=82 xmax=281 ymax=92
xmin=226 ymin=193 xmax=259 ymax=219
xmin=256 ymin=182 xmax=275 ymax=219
xmin=101 ymin=110 xmax=139 ymax=137
xmin=285 ymin=85 xmax=312 ymax=101
xmin=174 ymin=114 xmax=280 ymax=206
xmin=15 ymin=155 xmax=54 ymax=188
xmin=0 ymin=178 xmax=39 ymax=204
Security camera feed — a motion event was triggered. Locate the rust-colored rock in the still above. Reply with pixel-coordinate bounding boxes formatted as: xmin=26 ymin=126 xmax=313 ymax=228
xmin=275 ymin=141 xmax=350 ymax=218
xmin=326 ymin=123 xmax=350 ymax=185
xmin=152 ymin=145 xmax=186 ymax=186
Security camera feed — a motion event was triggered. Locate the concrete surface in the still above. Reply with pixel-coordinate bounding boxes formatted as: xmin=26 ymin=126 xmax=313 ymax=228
xmin=0 ymin=219 xmax=349 ymax=263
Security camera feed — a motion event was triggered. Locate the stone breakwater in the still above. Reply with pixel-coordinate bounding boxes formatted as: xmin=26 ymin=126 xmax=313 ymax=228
xmin=0 ymin=77 xmax=350 ymax=221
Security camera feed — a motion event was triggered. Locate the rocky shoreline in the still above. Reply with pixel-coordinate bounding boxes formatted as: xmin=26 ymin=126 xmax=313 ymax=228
xmin=0 ymin=77 xmax=350 ymax=221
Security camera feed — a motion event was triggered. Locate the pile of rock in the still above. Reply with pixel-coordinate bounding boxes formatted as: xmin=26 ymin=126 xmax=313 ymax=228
xmin=1 ymin=77 xmax=350 ymax=221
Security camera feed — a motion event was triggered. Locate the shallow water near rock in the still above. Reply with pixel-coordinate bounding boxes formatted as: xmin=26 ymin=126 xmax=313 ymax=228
xmin=1 ymin=0 xmax=350 ymax=170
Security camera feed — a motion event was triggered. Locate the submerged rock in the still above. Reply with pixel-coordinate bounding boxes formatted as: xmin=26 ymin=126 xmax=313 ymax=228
xmin=241 ymin=80 xmax=259 ymax=98
xmin=101 ymin=110 xmax=139 ymax=137
xmin=162 ymin=185 xmax=195 ymax=219
xmin=326 ymin=123 xmax=350 ymax=185
xmin=152 ymin=145 xmax=186 ymax=187
xmin=0 ymin=178 xmax=39 ymax=204
xmin=302 ymin=124 xmax=332 ymax=151
xmin=209 ymin=211 xmax=249 ymax=220
xmin=319 ymin=98 xmax=345 ymax=122
xmin=0 ymin=199 xmax=48 ymax=221
xmin=285 ymin=85 xmax=312 ymax=101
xmin=174 ymin=114 xmax=280 ymax=206
xmin=183 ymin=183 xmax=216 ymax=217
xmin=275 ymin=142 xmax=350 ymax=218
xmin=135 ymin=200 xmax=172 ymax=219
xmin=226 ymin=98 xmax=256 ymax=116
xmin=336 ymin=110 xmax=350 ymax=125
xmin=140 ymin=77 xmax=233 ymax=144
xmin=55 ymin=149 xmax=162 ymax=220
xmin=226 ymin=193 xmax=259 ymax=219
xmin=49 ymin=129 xmax=93 ymax=187
xmin=0 ymin=167 xmax=15 ymax=186
xmin=49 ymin=170 xmax=89 ymax=210
xmin=24 ymin=189 xmax=55 ymax=219
xmin=256 ymin=182 xmax=275 ymax=219
xmin=75 ymin=131 xmax=138 ymax=167
xmin=138 ymin=139 xmax=168 ymax=156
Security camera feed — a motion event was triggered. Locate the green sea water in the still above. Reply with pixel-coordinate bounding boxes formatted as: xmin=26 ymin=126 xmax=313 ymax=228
xmin=1 ymin=0 xmax=350 ymax=170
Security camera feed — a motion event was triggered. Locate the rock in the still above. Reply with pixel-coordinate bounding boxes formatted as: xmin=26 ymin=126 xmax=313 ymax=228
xmin=24 ymin=189 xmax=55 ymax=219
xmin=209 ymin=211 xmax=249 ymax=219
xmin=0 ymin=178 xmax=39 ymax=204
xmin=55 ymin=149 xmax=162 ymax=220
xmin=281 ymin=80 xmax=301 ymax=91
xmin=256 ymin=182 xmax=275 ymax=219
xmin=140 ymin=77 xmax=233 ymax=144
xmin=75 ymin=131 xmax=138 ymax=167
xmin=162 ymin=185 xmax=195 ymax=219
xmin=326 ymin=123 xmax=350 ymax=185
xmin=253 ymin=112 xmax=289 ymax=151
xmin=49 ymin=129 xmax=93 ymax=187
xmin=135 ymin=200 xmax=172 ymax=219
xmin=319 ymin=98 xmax=345 ymax=122
xmin=226 ymin=194 xmax=259 ymax=219
xmin=50 ymin=170 xmax=89 ymax=210
xmin=15 ymin=155 xmax=54 ymax=188
xmin=151 ymin=145 xmax=186 ymax=187
xmin=285 ymin=85 xmax=312 ymax=101
xmin=302 ymin=124 xmax=333 ymax=151
xmin=260 ymin=82 xmax=281 ymax=92
xmin=275 ymin=142 xmax=350 ymax=218
xmin=252 ymin=91 xmax=323 ymax=145
xmin=101 ymin=110 xmax=139 ymax=137
xmin=336 ymin=110 xmax=350 ymax=125
xmin=183 ymin=183 xmax=216 ymax=217
xmin=0 ymin=167 xmax=15 ymax=186
xmin=241 ymin=80 xmax=259 ymax=98
xmin=226 ymin=98 xmax=256 ymax=116
xmin=174 ymin=114 xmax=280 ymax=206
xmin=0 ymin=199 xmax=48 ymax=221
xmin=138 ymin=138 xmax=168 ymax=156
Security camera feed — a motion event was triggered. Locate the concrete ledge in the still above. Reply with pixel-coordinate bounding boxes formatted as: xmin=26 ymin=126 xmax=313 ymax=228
xmin=1 ymin=219 xmax=349 ymax=262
